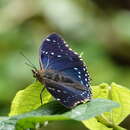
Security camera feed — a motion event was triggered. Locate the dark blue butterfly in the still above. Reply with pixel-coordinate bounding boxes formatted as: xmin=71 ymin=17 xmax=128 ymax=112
xmin=33 ymin=33 xmax=91 ymax=108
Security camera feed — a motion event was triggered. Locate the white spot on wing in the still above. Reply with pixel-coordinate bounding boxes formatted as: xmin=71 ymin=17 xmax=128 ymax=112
xmin=46 ymin=38 xmax=51 ymax=41
xmin=80 ymin=58 xmax=83 ymax=61
xmin=57 ymin=98 xmax=60 ymax=101
xmin=85 ymin=74 xmax=87 ymax=76
xmin=45 ymin=52 xmax=48 ymax=54
xmin=48 ymin=87 xmax=55 ymax=91
xmin=83 ymin=67 xmax=86 ymax=71
xmin=74 ymin=67 xmax=78 ymax=70
xmin=78 ymin=75 xmax=81 ymax=78
xmin=42 ymin=51 xmax=45 ymax=53
xmin=85 ymin=78 xmax=88 ymax=81
xmin=78 ymin=71 xmax=81 ymax=74
xmin=51 ymin=52 xmax=54 ymax=55
xmin=86 ymin=84 xmax=89 ymax=87
xmin=65 ymin=44 xmax=69 ymax=47
xmin=74 ymin=52 xmax=78 ymax=55
xmin=53 ymin=40 xmax=56 ymax=42
xmin=57 ymin=90 xmax=61 ymax=93
xmin=57 ymin=55 xmax=62 ymax=57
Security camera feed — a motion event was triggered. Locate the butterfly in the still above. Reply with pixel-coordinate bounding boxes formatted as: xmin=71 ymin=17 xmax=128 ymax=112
xmin=32 ymin=33 xmax=91 ymax=109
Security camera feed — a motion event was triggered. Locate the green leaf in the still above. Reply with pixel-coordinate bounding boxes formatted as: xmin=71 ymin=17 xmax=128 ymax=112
xmin=0 ymin=117 xmax=16 ymax=130
xmin=92 ymin=83 xmax=110 ymax=99
xmin=82 ymin=118 xmax=113 ymax=130
xmin=1 ymin=101 xmax=67 ymax=130
xmin=9 ymin=81 xmax=52 ymax=116
xmin=91 ymin=83 xmax=130 ymax=127
xmin=99 ymin=83 xmax=130 ymax=125
xmin=1 ymin=98 xmax=118 ymax=129
xmin=9 ymin=81 xmax=130 ymax=130
xmin=82 ymin=118 xmax=126 ymax=130
xmin=64 ymin=98 xmax=119 ymax=121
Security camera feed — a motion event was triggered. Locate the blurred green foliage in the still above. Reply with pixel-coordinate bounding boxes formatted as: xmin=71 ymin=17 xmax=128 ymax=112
xmin=0 ymin=0 xmax=130 ymax=129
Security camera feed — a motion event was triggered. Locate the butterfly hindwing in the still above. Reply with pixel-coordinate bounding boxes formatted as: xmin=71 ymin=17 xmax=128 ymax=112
xmin=44 ymin=78 xmax=90 ymax=108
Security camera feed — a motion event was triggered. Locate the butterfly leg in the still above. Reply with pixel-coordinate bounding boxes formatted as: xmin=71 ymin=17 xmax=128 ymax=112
xmin=40 ymin=87 xmax=45 ymax=104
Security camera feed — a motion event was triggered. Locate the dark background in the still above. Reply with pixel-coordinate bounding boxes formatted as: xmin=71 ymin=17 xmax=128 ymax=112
xmin=0 ymin=0 xmax=130 ymax=129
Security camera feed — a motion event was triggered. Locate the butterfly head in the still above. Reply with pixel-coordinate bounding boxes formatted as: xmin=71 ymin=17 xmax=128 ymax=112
xmin=32 ymin=69 xmax=45 ymax=83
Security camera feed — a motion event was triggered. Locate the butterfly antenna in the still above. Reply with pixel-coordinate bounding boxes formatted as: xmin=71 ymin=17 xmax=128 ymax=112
xmin=20 ymin=52 xmax=37 ymax=70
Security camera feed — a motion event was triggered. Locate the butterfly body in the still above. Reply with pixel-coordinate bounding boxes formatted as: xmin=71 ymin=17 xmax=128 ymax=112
xmin=33 ymin=33 xmax=91 ymax=108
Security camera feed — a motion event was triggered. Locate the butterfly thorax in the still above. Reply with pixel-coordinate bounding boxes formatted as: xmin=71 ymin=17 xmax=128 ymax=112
xmin=44 ymin=71 xmax=75 ymax=84
xmin=32 ymin=69 xmax=45 ymax=83
xmin=32 ymin=69 xmax=87 ymax=91
xmin=32 ymin=69 xmax=74 ymax=83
